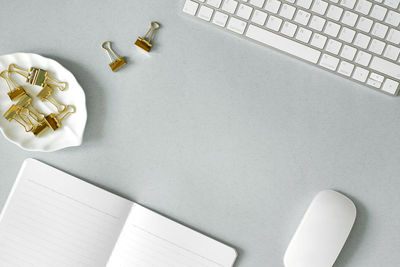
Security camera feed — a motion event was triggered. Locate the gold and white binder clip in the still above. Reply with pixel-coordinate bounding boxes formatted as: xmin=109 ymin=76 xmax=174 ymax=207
xmin=15 ymin=94 xmax=46 ymax=123
xmin=17 ymin=95 xmax=50 ymax=136
xmin=3 ymin=104 xmax=34 ymax=133
xmin=44 ymin=105 xmax=75 ymax=131
xmin=0 ymin=70 xmax=28 ymax=101
xmin=135 ymin=21 xmax=160 ymax=52
xmin=102 ymin=41 xmax=126 ymax=72
xmin=37 ymin=84 xmax=66 ymax=112
xmin=17 ymin=95 xmax=49 ymax=136
xmin=8 ymin=64 xmax=68 ymax=91
xmin=4 ymin=100 xmax=48 ymax=136
xmin=31 ymin=120 xmax=49 ymax=136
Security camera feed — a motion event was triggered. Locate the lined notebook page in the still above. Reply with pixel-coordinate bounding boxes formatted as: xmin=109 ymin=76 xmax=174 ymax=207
xmin=0 ymin=159 xmax=132 ymax=267
xmin=107 ymin=203 xmax=237 ymax=267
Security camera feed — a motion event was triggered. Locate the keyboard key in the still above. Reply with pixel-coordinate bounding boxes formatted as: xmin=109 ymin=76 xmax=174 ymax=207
xmin=382 ymin=79 xmax=399 ymax=94
xmin=338 ymin=61 xmax=355 ymax=76
xmin=319 ymin=54 xmax=340 ymax=70
xmin=249 ymin=0 xmax=265 ymax=7
xmin=370 ymin=5 xmax=387 ymax=20
xmin=309 ymin=15 xmax=326 ymax=31
xmin=198 ymin=5 xmax=214 ymax=21
xmin=371 ymin=23 xmax=388 ymax=39
xmin=281 ymin=21 xmax=298 ymax=37
xmin=280 ymin=4 xmax=296 ymax=19
xmin=264 ymin=0 xmax=281 ymax=13
xmin=383 ymin=0 xmax=400 ymax=8
xmin=297 ymin=0 xmax=313 ymax=8
xmin=326 ymin=39 xmax=342 ymax=54
xmin=327 ymin=5 xmax=343 ymax=21
xmin=222 ymin=0 xmax=238 ymax=13
xmin=227 ymin=17 xmax=247 ymax=34
xmin=294 ymin=10 xmax=311 ymax=25
xmin=387 ymin=29 xmax=400 ymax=45
xmin=207 ymin=0 xmax=223 ymax=7
xmin=312 ymin=0 xmax=329 ymax=15
xmin=354 ymin=33 xmax=371 ymax=49
xmin=237 ymin=4 xmax=253 ymax=19
xmin=367 ymin=78 xmax=382 ymax=88
xmin=183 ymin=0 xmax=199 ymax=15
xmin=355 ymin=0 xmax=372 ymax=14
xmin=324 ymin=21 xmax=341 ymax=37
xmin=352 ymin=66 xmax=369 ymax=82
xmin=368 ymin=39 xmax=385 ymax=55
xmin=340 ymin=0 xmax=357 ymax=8
xmin=339 ymin=27 xmax=356 ymax=43
xmin=266 ymin=15 xmax=282 ymax=31
xmin=367 ymin=72 xmax=384 ymax=88
xmin=355 ymin=51 xmax=372 ymax=66
xmin=341 ymin=11 xmax=358 ymax=26
xmin=341 ymin=45 xmax=357 ymax=60
xmin=296 ymin=27 xmax=312 ymax=43
xmin=383 ymin=45 xmax=400 ymax=60
xmin=212 ymin=11 xmax=229 ymax=26
xmin=311 ymin=33 xmax=327 ymax=48
xmin=370 ymin=72 xmax=384 ymax=82
xmin=385 ymin=11 xmax=400 ymax=27
xmin=251 ymin=10 xmax=268 ymax=25
xmin=246 ymin=25 xmax=321 ymax=63
xmin=356 ymin=17 xmax=373 ymax=33
xmin=370 ymin=56 xmax=400 ymax=79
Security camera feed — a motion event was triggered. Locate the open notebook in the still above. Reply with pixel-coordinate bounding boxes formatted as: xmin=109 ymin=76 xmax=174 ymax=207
xmin=0 ymin=159 xmax=237 ymax=267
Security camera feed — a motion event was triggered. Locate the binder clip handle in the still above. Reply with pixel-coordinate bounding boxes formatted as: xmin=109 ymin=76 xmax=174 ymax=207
xmin=58 ymin=105 xmax=76 ymax=122
xmin=0 ymin=70 xmax=12 ymax=90
xmin=143 ymin=21 xmax=160 ymax=44
xmin=1 ymin=70 xmax=19 ymax=90
xmin=46 ymin=78 xmax=68 ymax=91
xmin=102 ymin=41 xmax=121 ymax=63
xmin=8 ymin=64 xmax=29 ymax=79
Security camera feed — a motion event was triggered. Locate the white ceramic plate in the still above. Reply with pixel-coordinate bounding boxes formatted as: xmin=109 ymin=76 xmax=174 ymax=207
xmin=0 ymin=53 xmax=87 ymax=152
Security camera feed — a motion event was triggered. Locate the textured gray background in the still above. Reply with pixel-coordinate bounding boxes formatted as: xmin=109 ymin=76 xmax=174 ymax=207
xmin=1 ymin=0 xmax=400 ymax=266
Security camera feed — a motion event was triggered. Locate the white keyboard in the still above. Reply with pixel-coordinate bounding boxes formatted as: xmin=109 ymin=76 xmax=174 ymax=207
xmin=183 ymin=0 xmax=400 ymax=95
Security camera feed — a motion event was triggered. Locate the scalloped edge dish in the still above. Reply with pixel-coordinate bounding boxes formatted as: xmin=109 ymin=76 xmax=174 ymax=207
xmin=0 ymin=53 xmax=87 ymax=152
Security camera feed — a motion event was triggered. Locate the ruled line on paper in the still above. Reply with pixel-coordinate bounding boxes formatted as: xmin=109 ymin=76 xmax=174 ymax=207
xmin=28 ymin=179 xmax=119 ymax=219
xmin=0 ymin=173 xmax=129 ymax=267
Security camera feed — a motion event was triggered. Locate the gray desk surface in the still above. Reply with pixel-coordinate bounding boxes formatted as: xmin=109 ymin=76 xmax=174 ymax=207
xmin=1 ymin=0 xmax=400 ymax=266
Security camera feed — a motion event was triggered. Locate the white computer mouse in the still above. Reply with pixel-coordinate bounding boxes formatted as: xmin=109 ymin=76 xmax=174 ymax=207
xmin=284 ymin=190 xmax=357 ymax=267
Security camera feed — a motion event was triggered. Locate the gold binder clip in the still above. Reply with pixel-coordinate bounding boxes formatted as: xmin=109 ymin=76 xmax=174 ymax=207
xmin=0 ymin=70 xmax=28 ymax=101
xmin=102 ymin=41 xmax=126 ymax=72
xmin=135 ymin=21 xmax=160 ymax=52
xmin=3 ymin=103 xmax=47 ymax=136
xmin=8 ymin=64 xmax=68 ymax=91
xmin=17 ymin=95 xmax=49 ymax=136
xmin=3 ymin=105 xmax=34 ymax=132
xmin=42 ymin=70 xmax=68 ymax=91
xmin=44 ymin=105 xmax=75 ymax=131
xmin=15 ymin=94 xmax=45 ymax=123
xmin=37 ymin=85 xmax=66 ymax=112
xmin=15 ymin=94 xmax=32 ymax=108
xmin=31 ymin=120 xmax=49 ymax=136
xmin=27 ymin=67 xmax=47 ymax=87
